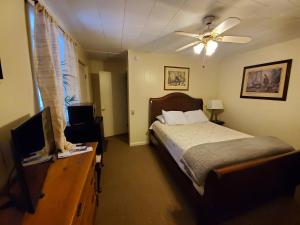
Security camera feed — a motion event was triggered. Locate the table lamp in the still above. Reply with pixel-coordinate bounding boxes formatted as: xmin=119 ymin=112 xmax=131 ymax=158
xmin=207 ymin=100 xmax=224 ymax=121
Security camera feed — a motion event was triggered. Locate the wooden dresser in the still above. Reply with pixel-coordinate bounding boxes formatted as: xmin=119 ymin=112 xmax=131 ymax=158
xmin=0 ymin=142 xmax=98 ymax=225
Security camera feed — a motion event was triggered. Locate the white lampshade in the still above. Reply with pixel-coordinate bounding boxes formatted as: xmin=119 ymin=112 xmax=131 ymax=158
xmin=205 ymin=40 xmax=218 ymax=56
xmin=193 ymin=43 xmax=204 ymax=55
xmin=207 ymin=99 xmax=224 ymax=110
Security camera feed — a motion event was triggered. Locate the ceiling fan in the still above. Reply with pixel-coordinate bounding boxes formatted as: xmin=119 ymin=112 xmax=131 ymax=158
xmin=175 ymin=16 xmax=252 ymax=56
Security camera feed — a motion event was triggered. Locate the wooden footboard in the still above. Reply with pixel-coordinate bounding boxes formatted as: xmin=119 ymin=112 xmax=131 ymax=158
xmin=204 ymin=150 xmax=300 ymax=210
xmin=150 ymin=130 xmax=300 ymax=214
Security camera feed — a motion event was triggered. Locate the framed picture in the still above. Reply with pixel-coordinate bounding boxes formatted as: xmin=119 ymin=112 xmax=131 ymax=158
xmin=164 ymin=66 xmax=189 ymax=90
xmin=240 ymin=59 xmax=292 ymax=101
xmin=0 ymin=59 xmax=3 ymax=79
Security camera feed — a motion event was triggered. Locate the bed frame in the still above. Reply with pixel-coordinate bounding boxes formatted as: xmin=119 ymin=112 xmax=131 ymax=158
xmin=149 ymin=92 xmax=300 ymax=220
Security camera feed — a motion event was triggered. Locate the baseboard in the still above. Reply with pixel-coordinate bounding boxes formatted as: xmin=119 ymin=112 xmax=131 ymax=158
xmin=114 ymin=132 xmax=128 ymax=136
xmin=104 ymin=132 xmax=128 ymax=138
xmin=129 ymin=141 xmax=149 ymax=147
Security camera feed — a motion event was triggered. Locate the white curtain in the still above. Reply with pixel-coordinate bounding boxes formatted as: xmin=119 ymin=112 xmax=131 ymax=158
xmin=33 ymin=4 xmax=75 ymax=151
xmin=63 ymin=36 xmax=80 ymax=107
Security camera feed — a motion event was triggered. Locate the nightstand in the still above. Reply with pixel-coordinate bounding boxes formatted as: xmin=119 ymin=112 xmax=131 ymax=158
xmin=211 ymin=120 xmax=225 ymax=125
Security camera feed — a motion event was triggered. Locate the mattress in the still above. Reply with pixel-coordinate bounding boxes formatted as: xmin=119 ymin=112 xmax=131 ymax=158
xmin=150 ymin=121 xmax=252 ymax=194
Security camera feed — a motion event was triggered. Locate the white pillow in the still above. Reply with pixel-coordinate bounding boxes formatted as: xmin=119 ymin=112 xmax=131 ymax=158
xmin=184 ymin=109 xmax=209 ymax=124
xmin=162 ymin=110 xmax=187 ymax=125
xmin=156 ymin=115 xmax=166 ymax=124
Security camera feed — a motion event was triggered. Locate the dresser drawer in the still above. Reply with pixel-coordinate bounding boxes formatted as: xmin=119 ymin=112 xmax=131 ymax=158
xmin=72 ymin=155 xmax=97 ymax=225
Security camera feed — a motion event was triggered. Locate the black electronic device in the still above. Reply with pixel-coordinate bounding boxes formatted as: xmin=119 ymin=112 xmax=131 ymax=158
xmin=10 ymin=107 xmax=56 ymax=213
xmin=67 ymin=103 xmax=95 ymax=125
xmin=0 ymin=59 xmax=3 ymax=79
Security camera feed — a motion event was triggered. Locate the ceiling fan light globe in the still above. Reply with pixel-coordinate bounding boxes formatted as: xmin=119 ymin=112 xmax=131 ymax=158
xmin=206 ymin=40 xmax=218 ymax=56
xmin=193 ymin=43 xmax=204 ymax=55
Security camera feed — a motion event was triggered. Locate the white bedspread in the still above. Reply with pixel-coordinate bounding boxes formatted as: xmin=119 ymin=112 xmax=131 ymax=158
xmin=151 ymin=121 xmax=252 ymax=194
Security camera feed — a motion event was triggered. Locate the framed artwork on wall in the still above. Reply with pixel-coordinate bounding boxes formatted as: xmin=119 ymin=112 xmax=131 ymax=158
xmin=240 ymin=59 xmax=292 ymax=101
xmin=0 ymin=59 xmax=3 ymax=79
xmin=164 ymin=66 xmax=189 ymax=90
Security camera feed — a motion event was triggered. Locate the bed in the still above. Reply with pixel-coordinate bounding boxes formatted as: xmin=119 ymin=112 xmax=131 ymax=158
xmin=149 ymin=92 xmax=300 ymax=216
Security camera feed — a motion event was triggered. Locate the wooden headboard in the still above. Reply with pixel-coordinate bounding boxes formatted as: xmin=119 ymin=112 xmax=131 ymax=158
xmin=149 ymin=92 xmax=203 ymax=126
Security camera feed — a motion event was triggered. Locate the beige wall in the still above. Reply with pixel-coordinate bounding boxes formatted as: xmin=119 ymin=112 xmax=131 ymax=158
xmin=0 ymin=0 xmax=36 ymax=188
xmin=88 ymin=59 xmax=104 ymax=115
xmin=88 ymin=59 xmax=104 ymax=74
xmin=218 ymin=38 xmax=300 ymax=149
xmin=103 ymin=55 xmax=128 ymax=135
xmin=77 ymin=46 xmax=91 ymax=102
xmin=128 ymin=50 xmax=220 ymax=146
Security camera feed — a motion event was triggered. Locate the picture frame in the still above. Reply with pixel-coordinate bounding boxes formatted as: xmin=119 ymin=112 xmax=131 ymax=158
xmin=240 ymin=59 xmax=292 ymax=101
xmin=0 ymin=59 xmax=3 ymax=79
xmin=164 ymin=66 xmax=189 ymax=90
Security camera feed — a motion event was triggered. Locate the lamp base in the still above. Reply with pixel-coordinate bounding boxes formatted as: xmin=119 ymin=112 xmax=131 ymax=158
xmin=210 ymin=109 xmax=219 ymax=121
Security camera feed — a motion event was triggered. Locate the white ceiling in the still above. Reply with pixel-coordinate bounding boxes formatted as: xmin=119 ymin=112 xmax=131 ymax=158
xmin=45 ymin=0 xmax=300 ymax=58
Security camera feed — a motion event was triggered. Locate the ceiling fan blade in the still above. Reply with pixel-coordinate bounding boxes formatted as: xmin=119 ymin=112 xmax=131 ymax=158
xmin=175 ymin=31 xmax=201 ymax=38
xmin=219 ymin=36 xmax=252 ymax=43
xmin=212 ymin=17 xmax=241 ymax=35
xmin=176 ymin=41 xmax=201 ymax=52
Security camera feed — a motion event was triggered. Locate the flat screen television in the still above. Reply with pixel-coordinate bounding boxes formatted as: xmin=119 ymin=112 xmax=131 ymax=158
xmin=11 ymin=107 xmax=57 ymax=213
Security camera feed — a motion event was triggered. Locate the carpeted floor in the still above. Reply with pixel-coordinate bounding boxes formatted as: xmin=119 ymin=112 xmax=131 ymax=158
xmin=95 ymin=135 xmax=300 ymax=225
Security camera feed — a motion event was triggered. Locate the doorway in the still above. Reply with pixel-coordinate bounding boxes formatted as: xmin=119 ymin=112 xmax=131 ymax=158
xmin=98 ymin=70 xmax=128 ymax=140
xmin=90 ymin=54 xmax=128 ymax=143
xmin=99 ymin=71 xmax=114 ymax=137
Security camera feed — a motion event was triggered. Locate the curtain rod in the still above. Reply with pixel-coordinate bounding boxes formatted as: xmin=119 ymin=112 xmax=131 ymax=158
xmin=26 ymin=0 xmax=78 ymax=46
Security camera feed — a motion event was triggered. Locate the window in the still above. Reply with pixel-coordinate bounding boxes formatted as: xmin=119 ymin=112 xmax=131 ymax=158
xmin=26 ymin=3 xmax=79 ymax=123
xmin=27 ymin=3 xmax=44 ymax=110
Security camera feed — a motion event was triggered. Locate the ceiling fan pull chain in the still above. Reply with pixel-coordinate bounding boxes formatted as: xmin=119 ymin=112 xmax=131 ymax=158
xmin=202 ymin=52 xmax=206 ymax=69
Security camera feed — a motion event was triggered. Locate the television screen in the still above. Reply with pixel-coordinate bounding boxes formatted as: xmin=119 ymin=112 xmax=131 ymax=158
xmin=13 ymin=112 xmax=45 ymax=158
xmin=11 ymin=107 xmax=56 ymax=213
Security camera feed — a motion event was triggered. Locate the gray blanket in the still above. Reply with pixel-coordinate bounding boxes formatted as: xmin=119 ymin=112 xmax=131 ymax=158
xmin=181 ymin=136 xmax=294 ymax=186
